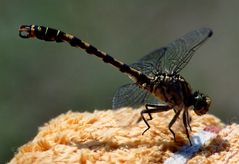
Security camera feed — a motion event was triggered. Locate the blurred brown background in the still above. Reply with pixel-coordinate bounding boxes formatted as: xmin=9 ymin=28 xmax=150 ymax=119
xmin=1 ymin=0 xmax=238 ymax=162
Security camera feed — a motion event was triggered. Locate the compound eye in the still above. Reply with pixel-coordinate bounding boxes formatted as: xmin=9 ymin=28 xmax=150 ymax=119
xmin=194 ymin=96 xmax=211 ymax=115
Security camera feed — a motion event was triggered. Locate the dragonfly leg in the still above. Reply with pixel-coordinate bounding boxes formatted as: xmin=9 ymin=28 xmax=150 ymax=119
xmin=168 ymin=109 xmax=181 ymax=142
xmin=141 ymin=104 xmax=171 ymax=135
xmin=145 ymin=104 xmax=163 ymax=120
xmin=183 ymin=109 xmax=192 ymax=145
xmin=185 ymin=109 xmax=192 ymax=131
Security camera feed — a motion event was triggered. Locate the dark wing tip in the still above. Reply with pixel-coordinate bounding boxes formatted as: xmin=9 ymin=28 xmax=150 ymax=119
xmin=207 ymin=28 xmax=213 ymax=37
xmin=199 ymin=27 xmax=213 ymax=38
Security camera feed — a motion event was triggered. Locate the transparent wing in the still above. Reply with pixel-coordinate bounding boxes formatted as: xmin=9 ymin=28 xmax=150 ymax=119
xmin=130 ymin=48 xmax=166 ymax=78
xmin=112 ymin=83 xmax=161 ymax=109
xmin=130 ymin=28 xmax=212 ymax=75
xmin=163 ymin=27 xmax=213 ymax=74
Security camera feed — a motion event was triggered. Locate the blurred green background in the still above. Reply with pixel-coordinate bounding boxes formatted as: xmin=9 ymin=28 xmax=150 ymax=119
xmin=1 ymin=0 xmax=239 ymax=162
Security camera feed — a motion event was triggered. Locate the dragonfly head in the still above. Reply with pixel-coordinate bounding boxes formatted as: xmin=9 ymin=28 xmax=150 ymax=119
xmin=192 ymin=91 xmax=211 ymax=116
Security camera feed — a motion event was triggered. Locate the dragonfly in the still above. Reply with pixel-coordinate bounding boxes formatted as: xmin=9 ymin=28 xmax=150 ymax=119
xmin=19 ymin=25 xmax=212 ymax=145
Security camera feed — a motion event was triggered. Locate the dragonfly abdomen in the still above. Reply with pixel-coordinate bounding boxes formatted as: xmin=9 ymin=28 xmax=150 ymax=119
xmin=19 ymin=25 xmax=151 ymax=86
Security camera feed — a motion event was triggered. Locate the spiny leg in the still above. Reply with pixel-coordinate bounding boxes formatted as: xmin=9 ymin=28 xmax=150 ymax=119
xmin=183 ymin=109 xmax=192 ymax=145
xmin=145 ymin=104 xmax=157 ymax=120
xmin=141 ymin=104 xmax=171 ymax=135
xmin=185 ymin=109 xmax=192 ymax=131
xmin=137 ymin=104 xmax=152 ymax=123
xmin=145 ymin=104 xmax=165 ymax=121
xmin=168 ymin=109 xmax=181 ymax=142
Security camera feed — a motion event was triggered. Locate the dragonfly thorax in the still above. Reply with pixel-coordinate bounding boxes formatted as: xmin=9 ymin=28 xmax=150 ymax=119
xmin=150 ymin=73 xmax=192 ymax=107
xmin=148 ymin=73 xmax=211 ymax=116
